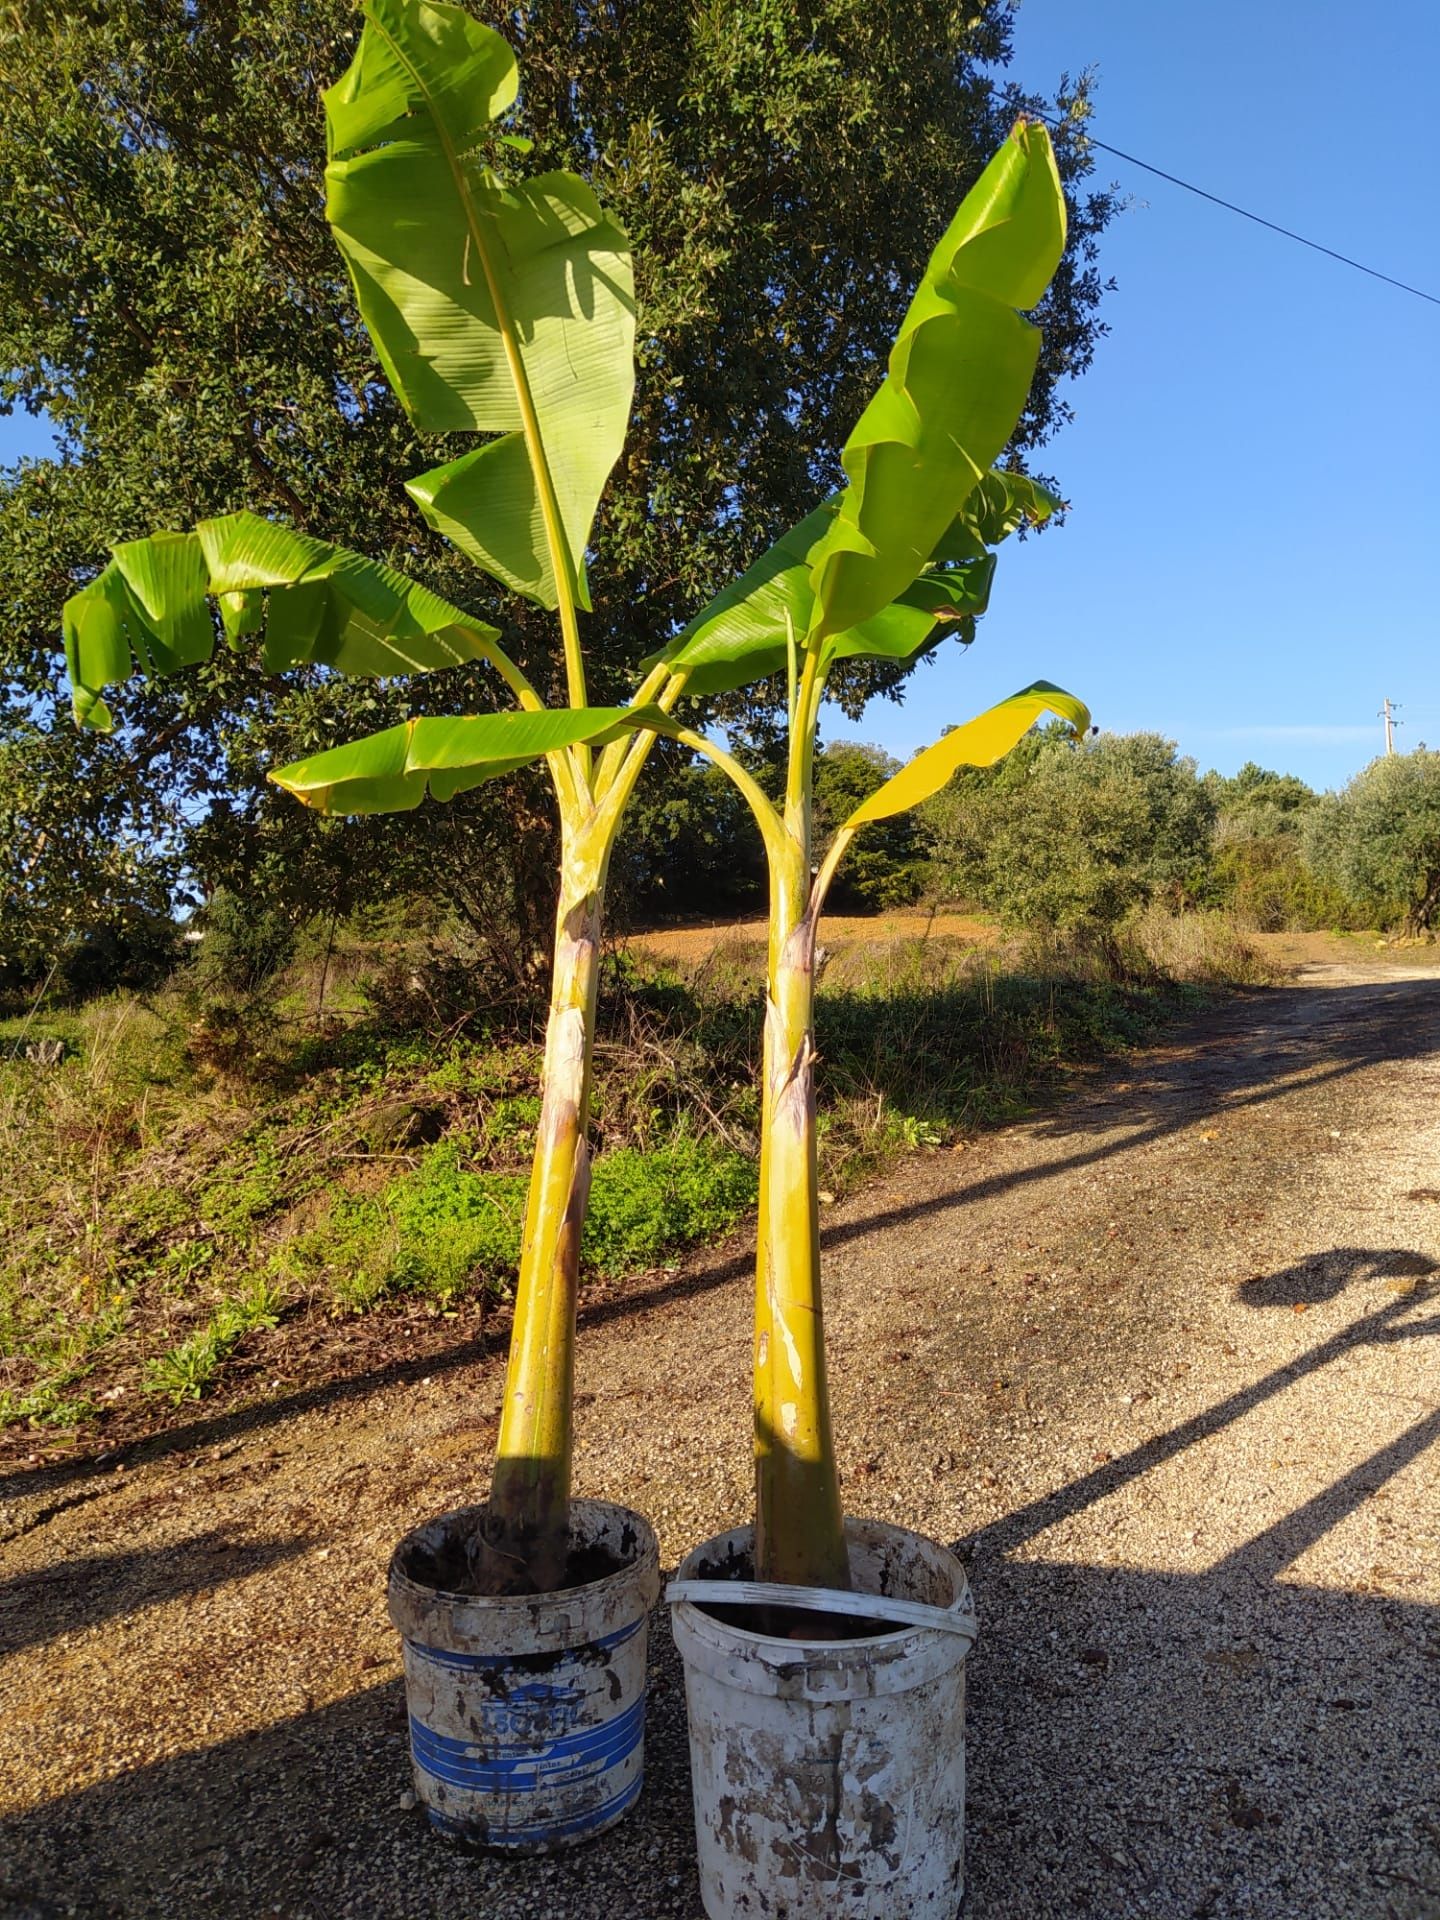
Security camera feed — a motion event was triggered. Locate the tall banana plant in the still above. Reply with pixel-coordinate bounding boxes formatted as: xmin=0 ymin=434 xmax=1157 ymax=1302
xmin=61 ymin=0 xmax=1074 ymax=1594
xmin=643 ymin=135 xmax=1089 ymax=1589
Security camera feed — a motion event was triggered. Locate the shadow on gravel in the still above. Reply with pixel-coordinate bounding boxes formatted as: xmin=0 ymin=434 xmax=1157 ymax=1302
xmin=0 ymin=1613 xmax=703 ymax=1920
xmin=962 ymin=1250 xmax=1438 ymax=1568
xmin=0 ymin=1529 xmax=310 ymax=1663
xmin=1034 ymin=975 xmax=1439 ymax=1135
xmin=3 ymin=1566 xmax=1435 ymax=1916
xmin=960 ymin=1562 xmax=1440 ymax=1918
xmin=1236 ymin=1247 xmax=1437 ymax=1309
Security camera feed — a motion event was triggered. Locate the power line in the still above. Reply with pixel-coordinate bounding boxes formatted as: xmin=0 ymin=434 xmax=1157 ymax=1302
xmin=1022 ymin=101 xmax=1440 ymax=311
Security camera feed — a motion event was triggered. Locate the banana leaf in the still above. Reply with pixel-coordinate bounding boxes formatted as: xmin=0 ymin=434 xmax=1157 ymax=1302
xmin=654 ymin=455 xmax=1056 ymax=697
xmin=271 ymin=705 xmax=644 ymax=814
xmin=806 ymin=123 xmax=1065 ymax=647
xmin=326 ymin=0 xmax=635 ymax=610
xmin=62 ymin=513 xmax=504 ymax=731
xmin=842 ymin=681 xmax=1091 ymax=827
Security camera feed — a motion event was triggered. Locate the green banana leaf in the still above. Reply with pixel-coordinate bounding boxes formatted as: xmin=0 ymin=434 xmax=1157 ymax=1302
xmin=930 ymin=469 xmax=1064 ymax=563
xmin=842 ymin=681 xmax=1091 ymax=827
xmin=325 ymin=0 xmax=635 ymax=611
xmin=806 ymin=123 xmax=1065 ymax=647
xmin=271 ymin=705 xmax=645 ymax=815
xmin=654 ymin=457 xmax=1056 ymax=698
xmin=660 ymin=546 xmax=995 ymax=699
xmin=63 ymin=534 xmax=213 ymax=730
xmin=62 ymin=513 xmax=505 ymax=732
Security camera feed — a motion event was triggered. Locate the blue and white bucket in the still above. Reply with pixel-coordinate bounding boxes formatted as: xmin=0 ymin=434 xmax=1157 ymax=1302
xmin=388 ymin=1499 xmax=660 ymax=1852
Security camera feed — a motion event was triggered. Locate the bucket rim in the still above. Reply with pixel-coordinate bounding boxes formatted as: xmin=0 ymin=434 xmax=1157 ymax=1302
xmin=389 ymin=1496 xmax=660 ymax=1612
xmin=669 ymin=1515 xmax=976 ymax=1674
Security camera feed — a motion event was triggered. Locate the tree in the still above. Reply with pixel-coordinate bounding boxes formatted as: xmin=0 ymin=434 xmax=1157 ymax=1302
xmin=1304 ymin=751 xmax=1440 ymax=933
xmin=615 ymin=748 xmax=769 ymax=920
xmin=1203 ymin=762 xmax=1339 ymax=933
xmin=0 ymin=0 xmax=1117 ymax=981
xmin=926 ymin=728 xmax=1216 ymax=931
xmin=813 ymin=743 xmax=930 ymax=910
xmin=1209 ymin=760 xmax=1317 ymax=842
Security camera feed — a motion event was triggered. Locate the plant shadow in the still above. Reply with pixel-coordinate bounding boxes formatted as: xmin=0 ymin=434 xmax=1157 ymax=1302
xmin=0 ymin=1529 xmax=311 ymax=1663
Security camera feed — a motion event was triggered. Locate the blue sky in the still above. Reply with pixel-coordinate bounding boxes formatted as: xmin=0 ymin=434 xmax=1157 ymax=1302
xmin=5 ymin=2 xmax=1436 ymax=795
xmin=824 ymin=0 xmax=1440 ymax=792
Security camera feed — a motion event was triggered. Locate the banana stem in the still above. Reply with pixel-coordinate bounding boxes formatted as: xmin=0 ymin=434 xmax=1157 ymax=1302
xmin=665 ymin=678 xmax=850 ymax=1588
xmin=485 ymin=818 xmax=607 ymax=1591
xmin=752 ymin=766 xmax=848 ymax=1590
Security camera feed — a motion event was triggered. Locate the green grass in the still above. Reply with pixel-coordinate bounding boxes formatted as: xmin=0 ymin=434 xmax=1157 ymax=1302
xmin=291 ymin=1125 xmax=756 ymax=1315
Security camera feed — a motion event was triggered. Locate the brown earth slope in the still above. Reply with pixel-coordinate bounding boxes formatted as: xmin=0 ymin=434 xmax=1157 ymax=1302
xmin=1 ymin=956 xmax=1437 ymax=1920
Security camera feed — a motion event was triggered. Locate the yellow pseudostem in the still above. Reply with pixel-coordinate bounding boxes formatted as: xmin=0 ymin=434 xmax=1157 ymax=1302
xmin=487 ymin=820 xmax=609 ymax=1588
xmin=752 ymin=812 xmax=849 ymax=1592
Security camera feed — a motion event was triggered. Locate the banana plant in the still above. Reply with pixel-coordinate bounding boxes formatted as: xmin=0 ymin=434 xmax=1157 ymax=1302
xmin=642 ymin=147 xmax=1090 ymax=1588
xmin=61 ymin=0 xmax=1074 ymax=1594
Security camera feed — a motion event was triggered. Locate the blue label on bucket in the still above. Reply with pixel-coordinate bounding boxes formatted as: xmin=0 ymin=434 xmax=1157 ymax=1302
xmin=411 ymin=1694 xmax=645 ymax=1795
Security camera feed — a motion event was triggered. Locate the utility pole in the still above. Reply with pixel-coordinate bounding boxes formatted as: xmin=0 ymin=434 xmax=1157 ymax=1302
xmin=1380 ymin=697 xmax=1401 ymax=755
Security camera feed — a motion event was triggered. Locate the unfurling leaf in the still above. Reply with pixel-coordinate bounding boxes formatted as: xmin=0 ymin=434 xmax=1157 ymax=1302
xmin=806 ymin=123 xmax=1065 ymax=647
xmin=842 ymin=681 xmax=1091 ymax=827
xmin=931 ymin=469 xmax=1064 ymax=563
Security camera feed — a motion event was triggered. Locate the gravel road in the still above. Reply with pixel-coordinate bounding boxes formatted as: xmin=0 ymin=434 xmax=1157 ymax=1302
xmin=2 ymin=958 xmax=1437 ymax=1920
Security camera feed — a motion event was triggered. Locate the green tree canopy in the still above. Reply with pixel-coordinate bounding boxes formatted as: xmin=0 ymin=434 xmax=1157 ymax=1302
xmin=925 ymin=728 xmax=1216 ymax=931
xmin=813 ymin=742 xmax=930 ymax=910
xmin=1304 ymin=751 xmax=1440 ymax=933
xmin=0 ymin=0 xmax=1116 ymax=982
xmin=1209 ymin=760 xmax=1318 ymax=843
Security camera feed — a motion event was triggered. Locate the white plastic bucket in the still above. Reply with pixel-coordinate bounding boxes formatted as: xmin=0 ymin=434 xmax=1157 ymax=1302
xmin=388 ymin=1499 xmax=660 ymax=1851
xmin=669 ymin=1517 xmax=978 ymax=1918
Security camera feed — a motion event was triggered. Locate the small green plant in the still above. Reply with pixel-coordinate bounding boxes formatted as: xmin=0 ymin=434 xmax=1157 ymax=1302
xmin=144 ymin=1329 xmax=225 ymax=1405
xmin=0 ymin=1380 xmax=100 ymax=1430
xmin=157 ymin=1239 xmax=216 ymax=1292
xmin=142 ymin=1273 xmax=286 ymax=1405
xmin=484 ymin=1095 xmax=542 ymax=1150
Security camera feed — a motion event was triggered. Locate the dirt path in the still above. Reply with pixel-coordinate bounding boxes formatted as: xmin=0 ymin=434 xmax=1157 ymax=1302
xmin=2 ymin=960 xmax=1438 ymax=1920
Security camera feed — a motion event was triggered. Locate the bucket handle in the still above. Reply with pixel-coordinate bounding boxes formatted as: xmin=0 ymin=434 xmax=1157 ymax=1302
xmin=665 ymin=1579 xmax=978 ymax=1644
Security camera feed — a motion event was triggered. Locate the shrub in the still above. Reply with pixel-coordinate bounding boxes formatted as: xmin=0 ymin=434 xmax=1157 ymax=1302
xmin=191 ymin=887 xmax=298 ymax=994
xmin=57 ymin=907 xmax=182 ymax=1002
xmin=924 ymin=729 xmax=1215 ymax=930
xmin=1207 ymin=837 xmax=1359 ymax=932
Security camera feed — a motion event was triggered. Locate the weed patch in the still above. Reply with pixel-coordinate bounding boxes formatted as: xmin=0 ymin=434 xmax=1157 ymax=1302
xmin=142 ymin=1274 xmax=286 ymax=1406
